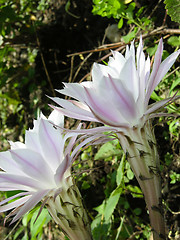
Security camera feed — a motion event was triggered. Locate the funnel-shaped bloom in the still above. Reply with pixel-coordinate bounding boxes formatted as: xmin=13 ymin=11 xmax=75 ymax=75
xmin=50 ymin=37 xmax=179 ymax=130
xmin=50 ymin=38 xmax=179 ymax=240
xmin=0 ymin=110 xmax=92 ymax=240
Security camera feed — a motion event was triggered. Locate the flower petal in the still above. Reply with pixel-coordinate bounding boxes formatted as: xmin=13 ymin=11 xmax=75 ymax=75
xmin=54 ymin=154 xmax=71 ymax=185
xmin=38 ymin=118 xmax=64 ymax=172
xmin=11 ymin=190 xmax=50 ymax=223
xmin=83 ymin=85 xmax=129 ymax=127
xmin=0 ymin=172 xmax=43 ymax=191
xmin=10 ymin=149 xmax=54 ymax=186
xmin=145 ymin=38 xmax=163 ymax=104
xmin=0 ymin=151 xmax=25 ymax=175
xmin=146 ymin=49 xmax=180 ymax=105
xmin=48 ymin=109 xmax=64 ymax=127
xmin=119 ymin=56 xmax=139 ymax=101
xmin=0 ymin=195 xmax=31 ymax=213
xmin=49 ymin=99 xmax=98 ymax=122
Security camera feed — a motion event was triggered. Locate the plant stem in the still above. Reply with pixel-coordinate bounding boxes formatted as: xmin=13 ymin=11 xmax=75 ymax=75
xmin=46 ymin=177 xmax=92 ymax=240
xmin=117 ymin=121 xmax=166 ymax=240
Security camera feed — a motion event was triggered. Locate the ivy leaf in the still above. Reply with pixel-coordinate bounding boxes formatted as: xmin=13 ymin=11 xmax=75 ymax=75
xmin=164 ymin=0 xmax=180 ymax=23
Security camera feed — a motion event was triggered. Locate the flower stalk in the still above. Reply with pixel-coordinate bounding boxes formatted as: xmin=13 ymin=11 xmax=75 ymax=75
xmin=46 ymin=176 xmax=92 ymax=240
xmin=117 ymin=121 xmax=165 ymax=239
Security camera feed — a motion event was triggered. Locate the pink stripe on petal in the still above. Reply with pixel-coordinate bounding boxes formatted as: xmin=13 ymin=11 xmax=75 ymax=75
xmin=119 ymin=56 xmax=139 ymax=101
xmin=145 ymin=38 xmax=163 ymax=105
xmin=145 ymin=98 xmax=172 ymax=115
xmin=0 ymin=173 xmax=43 ymax=190
xmin=54 ymin=154 xmax=71 ymax=185
xmin=0 ymin=151 xmax=24 ymax=175
xmin=49 ymin=104 xmax=99 ymax=122
xmin=107 ymin=75 xmax=136 ymax=118
xmin=147 ymin=50 xmax=180 ymax=101
xmin=39 ymin=119 xmax=63 ymax=172
xmin=10 ymin=149 xmax=54 ymax=185
xmin=84 ymin=86 xmax=126 ymax=126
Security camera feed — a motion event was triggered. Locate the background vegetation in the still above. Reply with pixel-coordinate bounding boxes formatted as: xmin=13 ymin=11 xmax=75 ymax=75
xmin=0 ymin=0 xmax=179 ymax=239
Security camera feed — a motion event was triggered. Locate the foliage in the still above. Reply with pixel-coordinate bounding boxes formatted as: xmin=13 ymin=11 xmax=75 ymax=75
xmin=92 ymin=0 xmax=153 ymax=42
xmin=164 ymin=0 xmax=180 ymax=24
xmin=0 ymin=0 xmax=180 ymax=239
xmin=0 ymin=0 xmax=49 ymax=148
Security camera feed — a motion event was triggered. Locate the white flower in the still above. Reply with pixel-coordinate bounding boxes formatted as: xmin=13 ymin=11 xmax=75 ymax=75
xmin=0 ymin=110 xmax=92 ymax=240
xmin=50 ymin=37 xmax=179 ymax=130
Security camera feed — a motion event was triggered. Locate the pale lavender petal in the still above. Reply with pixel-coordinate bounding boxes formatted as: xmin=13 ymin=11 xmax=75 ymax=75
xmin=144 ymin=55 xmax=150 ymax=86
xmin=0 ymin=186 xmax=28 ymax=191
xmin=145 ymin=98 xmax=172 ymax=115
xmin=108 ymin=51 xmax=126 ymax=74
xmin=146 ymin=95 xmax=180 ymax=115
xmin=146 ymin=49 xmax=180 ymax=104
xmin=0 ymin=151 xmax=25 ymax=175
xmin=92 ymin=62 xmax=117 ymax=81
xmin=136 ymin=36 xmax=143 ymax=67
xmin=0 ymin=173 xmax=43 ymax=191
xmin=55 ymin=125 xmax=119 ymax=135
xmin=145 ymin=38 xmax=163 ymax=104
xmin=129 ymin=40 xmax=135 ymax=62
xmin=11 ymin=189 xmax=50 ymax=223
xmin=84 ymin=86 xmax=129 ymax=127
xmin=0 ymin=195 xmax=31 ymax=213
xmin=49 ymin=100 xmax=98 ymax=122
xmin=71 ymin=134 xmax=106 ymax=159
xmin=38 ymin=118 xmax=63 ymax=172
xmin=25 ymin=131 xmax=41 ymax=153
xmin=106 ymin=75 xmax=137 ymax=119
xmin=54 ymin=154 xmax=71 ymax=185
xmin=9 ymin=141 xmax=26 ymax=150
xmin=0 ymin=192 xmax=31 ymax=206
xmin=48 ymin=109 xmax=64 ymax=128
xmin=10 ymin=149 xmax=54 ymax=186
xmin=119 ymin=56 xmax=139 ymax=101
xmin=125 ymin=44 xmax=130 ymax=59
xmin=56 ymin=82 xmax=87 ymax=102
xmin=63 ymin=124 xmax=81 ymax=156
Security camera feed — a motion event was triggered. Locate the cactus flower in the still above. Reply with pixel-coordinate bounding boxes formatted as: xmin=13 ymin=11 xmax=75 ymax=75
xmin=0 ymin=110 xmax=92 ymax=240
xmin=50 ymin=37 xmax=180 ymax=239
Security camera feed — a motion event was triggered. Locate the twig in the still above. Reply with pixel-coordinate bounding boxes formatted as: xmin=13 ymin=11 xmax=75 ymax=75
xmin=127 ymin=230 xmax=144 ymax=240
xmin=163 ymin=201 xmax=180 ymax=215
xmin=68 ymin=55 xmax=74 ymax=83
xmin=72 ymin=52 xmax=93 ymax=83
xmin=3 ymin=219 xmax=21 ymax=240
xmin=164 ymin=66 xmax=180 ymax=80
xmin=67 ymin=27 xmax=180 ymax=58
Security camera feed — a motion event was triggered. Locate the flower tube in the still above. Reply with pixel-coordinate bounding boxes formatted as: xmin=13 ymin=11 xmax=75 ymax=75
xmin=50 ymin=37 xmax=180 ymax=239
xmin=0 ymin=110 xmax=92 ymax=240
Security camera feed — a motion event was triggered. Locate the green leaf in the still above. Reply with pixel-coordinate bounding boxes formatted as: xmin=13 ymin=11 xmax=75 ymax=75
xmin=13 ymin=226 xmax=25 ymax=240
xmin=94 ymin=141 xmax=121 ymax=160
xmin=116 ymin=153 xmax=125 ymax=185
xmin=167 ymin=36 xmax=180 ymax=47
xmin=133 ymin=207 xmax=142 ymax=216
xmin=104 ymin=185 xmax=122 ymax=221
xmin=30 ymin=207 xmax=51 ymax=238
xmin=118 ymin=18 xmax=123 ymax=29
xmin=164 ymin=0 xmax=180 ymax=23
xmin=126 ymin=185 xmax=143 ymax=198
xmin=127 ymin=168 xmax=134 ymax=180
xmin=146 ymin=44 xmax=158 ymax=57
xmin=170 ymin=77 xmax=180 ymax=93
xmin=122 ymin=29 xmax=137 ymax=43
